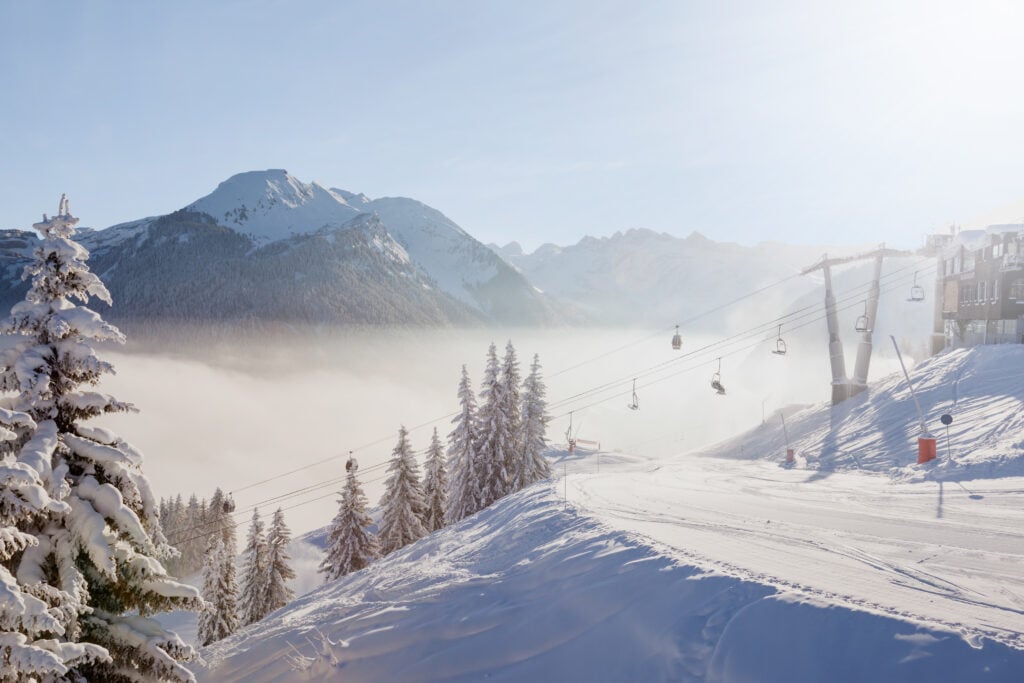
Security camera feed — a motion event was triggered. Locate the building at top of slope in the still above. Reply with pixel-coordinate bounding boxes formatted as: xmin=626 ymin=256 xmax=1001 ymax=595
xmin=932 ymin=224 xmax=1024 ymax=347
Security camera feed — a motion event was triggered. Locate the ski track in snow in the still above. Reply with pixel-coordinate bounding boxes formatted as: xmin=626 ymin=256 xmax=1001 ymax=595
xmin=567 ymin=457 xmax=1024 ymax=651
xmin=191 ymin=347 xmax=1024 ymax=681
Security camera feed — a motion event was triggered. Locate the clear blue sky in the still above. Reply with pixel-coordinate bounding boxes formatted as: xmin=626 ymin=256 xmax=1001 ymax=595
xmin=3 ymin=1 xmax=1024 ymax=251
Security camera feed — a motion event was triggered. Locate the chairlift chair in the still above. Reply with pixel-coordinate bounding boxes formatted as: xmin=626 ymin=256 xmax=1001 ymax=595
xmin=223 ymin=494 xmax=236 ymax=514
xmin=907 ymin=271 xmax=925 ymax=303
xmin=628 ymin=378 xmax=639 ymax=410
xmin=854 ymin=301 xmax=870 ymax=333
xmin=671 ymin=325 xmax=682 ymax=351
xmin=771 ymin=324 xmax=787 ymax=356
xmin=710 ymin=357 xmax=726 ymax=395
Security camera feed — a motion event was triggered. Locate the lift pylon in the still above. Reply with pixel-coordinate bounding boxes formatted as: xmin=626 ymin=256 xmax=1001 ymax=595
xmin=801 ymin=245 xmax=909 ymax=405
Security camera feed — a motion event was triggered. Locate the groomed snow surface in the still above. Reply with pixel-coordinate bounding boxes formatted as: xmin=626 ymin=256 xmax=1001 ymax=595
xmin=192 ymin=346 xmax=1024 ymax=682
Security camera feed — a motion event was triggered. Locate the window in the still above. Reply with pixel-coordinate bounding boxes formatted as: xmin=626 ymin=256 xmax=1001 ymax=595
xmin=979 ymin=281 xmax=987 ymax=302
xmin=993 ymin=279 xmax=1000 ymax=302
xmin=1011 ymin=279 xmax=1024 ymax=300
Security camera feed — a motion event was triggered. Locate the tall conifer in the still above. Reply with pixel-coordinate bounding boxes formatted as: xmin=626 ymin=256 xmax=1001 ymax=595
xmin=319 ymin=459 xmax=379 ymax=581
xmin=518 ymin=352 xmax=551 ymax=488
xmin=264 ymin=507 xmax=295 ymax=613
xmin=0 ymin=197 xmax=200 ymax=681
xmin=422 ymin=427 xmax=448 ymax=533
xmin=446 ymin=366 xmax=482 ymax=524
xmin=238 ymin=509 xmax=269 ymax=626
xmin=377 ymin=426 xmax=428 ymax=555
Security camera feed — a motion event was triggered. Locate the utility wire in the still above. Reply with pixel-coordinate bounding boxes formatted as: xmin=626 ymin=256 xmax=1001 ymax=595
xmin=166 ymin=257 xmax=935 ymax=540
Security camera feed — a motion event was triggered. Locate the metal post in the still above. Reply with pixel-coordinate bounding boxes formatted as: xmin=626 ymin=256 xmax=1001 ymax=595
xmin=890 ymin=335 xmax=930 ymax=437
xmin=822 ymin=259 xmax=849 ymax=405
xmin=851 ymin=252 xmax=884 ymax=395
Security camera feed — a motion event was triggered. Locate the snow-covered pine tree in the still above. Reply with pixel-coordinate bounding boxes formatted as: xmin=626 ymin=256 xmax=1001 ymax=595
xmin=198 ymin=487 xmax=238 ymax=644
xmin=517 ymin=352 xmax=552 ymax=488
xmin=0 ymin=197 xmax=201 ymax=681
xmin=377 ymin=426 xmax=428 ymax=555
xmin=181 ymin=493 xmax=203 ymax=574
xmin=197 ymin=536 xmax=238 ymax=646
xmin=159 ymin=493 xmax=188 ymax=576
xmin=475 ymin=343 xmax=511 ymax=508
xmin=446 ymin=365 xmax=482 ymax=525
xmin=0 ymin=405 xmax=110 ymax=679
xmin=498 ymin=341 xmax=523 ymax=496
xmin=263 ymin=507 xmax=295 ymax=614
xmin=319 ymin=458 xmax=379 ymax=581
xmin=238 ymin=508 xmax=268 ymax=626
xmin=422 ymin=427 xmax=447 ymax=533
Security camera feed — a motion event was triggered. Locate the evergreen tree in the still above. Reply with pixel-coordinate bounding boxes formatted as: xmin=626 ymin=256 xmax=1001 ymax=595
xmin=319 ymin=458 xmax=379 ymax=581
xmin=238 ymin=508 xmax=268 ymax=626
xmin=446 ymin=365 xmax=482 ymax=525
xmin=378 ymin=426 xmax=428 ymax=555
xmin=475 ymin=343 xmax=511 ymax=508
xmin=160 ymin=493 xmax=188 ymax=576
xmin=422 ymin=427 xmax=447 ymax=533
xmin=0 ymin=406 xmax=109 ymax=679
xmin=498 ymin=341 xmax=523 ymax=495
xmin=0 ymin=197 xmax=201 ymax=681
xmin=181 ymin=493 xmax=203 ymax=574
xmin=263 ymin=507 xmax=295 ymax=614
xmin=517 ymin=353 xmax=552 ymax=488
xmin=208 ymin=488 xmax=234 ymax=547
xmin=198 ymin=536 xmax=239 ymax=646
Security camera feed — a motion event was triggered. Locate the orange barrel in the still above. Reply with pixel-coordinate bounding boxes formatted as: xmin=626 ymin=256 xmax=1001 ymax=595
xmin=917 ymin=437 xmax=937 ymax=464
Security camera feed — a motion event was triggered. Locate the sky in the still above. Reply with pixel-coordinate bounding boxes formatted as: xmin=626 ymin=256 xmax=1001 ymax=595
xmin=3 ymin=0 xmax=1024 ymax=251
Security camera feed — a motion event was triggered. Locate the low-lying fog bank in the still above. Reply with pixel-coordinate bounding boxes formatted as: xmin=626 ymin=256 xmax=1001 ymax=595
xmin=92 ymin=325 xmax=922 ymax=536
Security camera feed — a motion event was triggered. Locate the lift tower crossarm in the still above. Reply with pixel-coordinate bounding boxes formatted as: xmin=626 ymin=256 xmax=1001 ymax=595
xmin=799 ymin=246 xmax=909 ymax=276
xmin=800 ymin=245 xmax=910 ymax=405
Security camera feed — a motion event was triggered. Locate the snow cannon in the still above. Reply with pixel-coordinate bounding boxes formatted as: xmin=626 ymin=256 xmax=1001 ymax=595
xmin=917 ymin=436 xmax=937 ymax=464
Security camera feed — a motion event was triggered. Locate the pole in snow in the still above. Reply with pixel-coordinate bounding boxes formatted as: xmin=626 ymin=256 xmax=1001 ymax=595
xmin=889 ymin=335 xmax=936 ymax=463
xmin=940 ymin=413 xmax=953 ymax=461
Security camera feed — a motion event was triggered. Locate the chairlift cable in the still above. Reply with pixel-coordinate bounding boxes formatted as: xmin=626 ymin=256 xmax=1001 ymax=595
xmin=174 ymin=259 xmax=936 ymax=539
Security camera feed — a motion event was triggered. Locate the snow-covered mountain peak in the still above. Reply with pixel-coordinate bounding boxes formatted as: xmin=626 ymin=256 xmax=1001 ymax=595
xmin=329 ymin=188 xmax=372 ymax=207
xmin=186 ymin=170 xmax=360 ymax=243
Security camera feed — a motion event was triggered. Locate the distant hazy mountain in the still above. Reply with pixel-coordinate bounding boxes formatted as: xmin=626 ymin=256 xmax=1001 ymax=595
xmin=492 ymin=229 xmax=844 ymax=329
xmin=0 ymin=170 xmax=563 ymax=329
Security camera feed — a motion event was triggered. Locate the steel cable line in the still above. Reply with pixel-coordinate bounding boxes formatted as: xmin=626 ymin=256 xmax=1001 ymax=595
xmin=548 ymin=270 xmax=811 ymax=378
xmin=548 ymin=263 xmax=938 ymax=417
xmin=240 ymin=264 xmax=935 ymax=525
xmin=165 ymin=258 xmax=935 ymax=539
xmin=548 ymin=261 xmax=935 ymax=413
xmin=226 ymin=263 xmax=892 ymax=498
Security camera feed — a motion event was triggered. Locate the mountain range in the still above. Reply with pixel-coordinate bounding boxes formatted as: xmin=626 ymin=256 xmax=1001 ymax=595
xmin=0 ymin=169 xmax=906 ymax=333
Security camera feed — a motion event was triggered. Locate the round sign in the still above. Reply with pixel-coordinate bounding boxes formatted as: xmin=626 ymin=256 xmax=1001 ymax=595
xmin=940 ymin=414 xmax=953 ymax=426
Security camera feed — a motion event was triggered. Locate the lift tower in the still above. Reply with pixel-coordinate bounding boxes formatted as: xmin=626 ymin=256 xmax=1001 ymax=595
xmin=801 ymin=245 xmax=909 ymax=405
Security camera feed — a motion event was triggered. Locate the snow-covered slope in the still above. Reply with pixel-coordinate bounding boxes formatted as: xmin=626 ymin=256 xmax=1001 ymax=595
xmin=193 ymin=346 xmax=1024 ymax=682
xmin=186 ymin=170 xmax=361 ymax=243
xmin=364 ymin=195 xmax=559 ymax=322
xmin=78 ymin=210 xmax=481 ymax=326
xmin=709 ymin=345 xmax=1024 ymax=480
xmin=182 ymin=169 xmax=559 ymax=322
